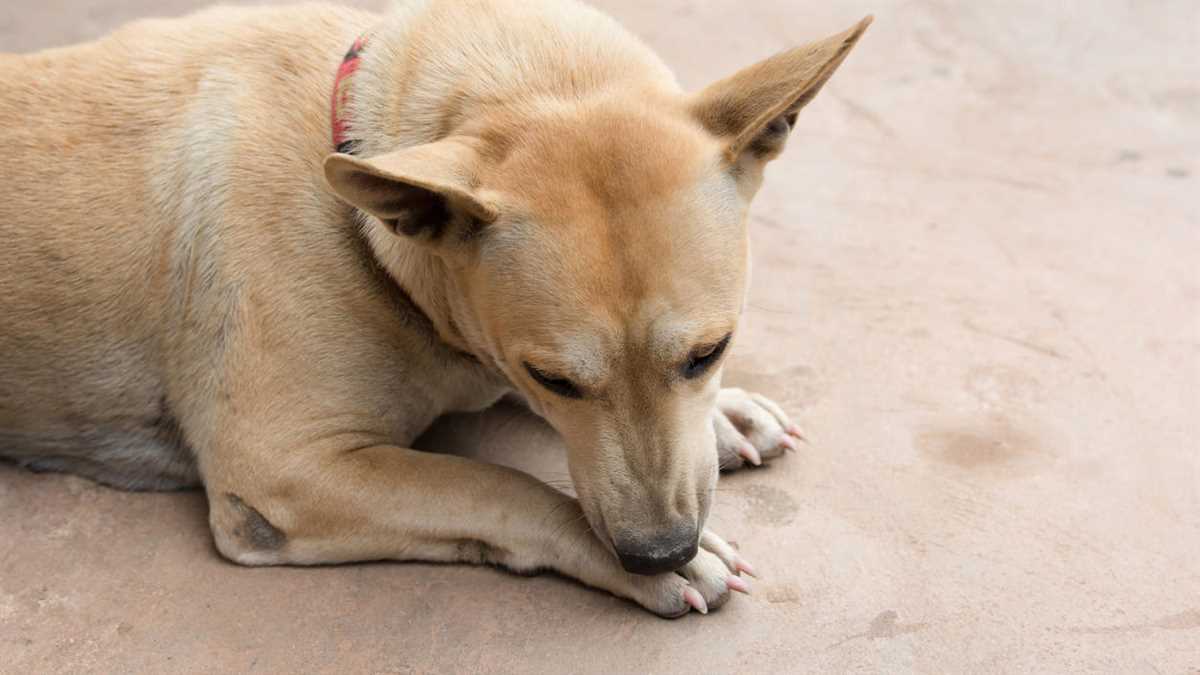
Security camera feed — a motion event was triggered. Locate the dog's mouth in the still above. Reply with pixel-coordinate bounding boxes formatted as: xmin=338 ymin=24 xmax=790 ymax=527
xmin=578 ymin=498 xmax=619 ymax=558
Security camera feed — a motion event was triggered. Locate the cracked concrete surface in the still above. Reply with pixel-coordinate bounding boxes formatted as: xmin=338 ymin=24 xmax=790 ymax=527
xmin=1 ymin=0 xmax=1197 ymax=672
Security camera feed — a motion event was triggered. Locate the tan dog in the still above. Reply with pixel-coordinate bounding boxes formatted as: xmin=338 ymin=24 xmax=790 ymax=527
xmin=0 ymin=0 xmax=869 ymax=616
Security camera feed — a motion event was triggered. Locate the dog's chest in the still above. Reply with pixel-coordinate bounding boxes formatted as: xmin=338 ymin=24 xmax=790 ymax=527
xmin=367 ymin=324 xmax=512 ymax=445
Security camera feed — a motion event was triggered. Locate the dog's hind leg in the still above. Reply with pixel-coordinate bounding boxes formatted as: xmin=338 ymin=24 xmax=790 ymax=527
xmin=203 ymin=444 xmax=747 ymax=617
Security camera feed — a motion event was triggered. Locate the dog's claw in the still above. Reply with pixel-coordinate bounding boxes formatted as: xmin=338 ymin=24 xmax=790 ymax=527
xmin=735 ymin=557 xmax=758 ymax=579
xmin=682 ymin=586 xmax=708 ymax=614
xmin=779 ymin=436 xmax=798 ymax=453
xmin=786 ymin=424 xmax=806 ymax=440
xmin=738 ymin=444 xmax=763 ymax=466
xmin=726 ymin=575 xmax=751 ymax=595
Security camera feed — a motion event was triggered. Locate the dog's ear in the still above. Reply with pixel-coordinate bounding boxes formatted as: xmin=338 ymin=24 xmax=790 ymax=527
xmin=691 ymin=16 xmax=872 ymax=169
xmin=324 ymin=138 xmax=499 ymax=244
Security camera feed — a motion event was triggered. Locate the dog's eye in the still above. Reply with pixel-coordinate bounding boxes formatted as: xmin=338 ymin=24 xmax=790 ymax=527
xmin=524 ymin=363 xmax=583 ymax=399
xmin=683 ymin=334 xmax=732 ymax=379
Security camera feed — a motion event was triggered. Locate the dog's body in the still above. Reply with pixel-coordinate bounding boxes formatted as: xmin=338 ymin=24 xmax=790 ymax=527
xmin=0 ymin=1 xmax=868 ymax=615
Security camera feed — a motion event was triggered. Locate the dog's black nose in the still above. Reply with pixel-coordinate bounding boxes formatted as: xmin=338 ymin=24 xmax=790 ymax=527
xmin=614 ymin=527 xmax=699 ymax=575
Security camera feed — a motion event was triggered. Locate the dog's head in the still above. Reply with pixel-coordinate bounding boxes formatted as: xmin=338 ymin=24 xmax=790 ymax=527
xmin=326 ymin=18 xmax=870 ymax=574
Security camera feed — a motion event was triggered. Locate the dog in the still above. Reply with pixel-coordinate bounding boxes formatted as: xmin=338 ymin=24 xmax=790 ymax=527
xmin=0 ymin=0 xmax=869 ymax=616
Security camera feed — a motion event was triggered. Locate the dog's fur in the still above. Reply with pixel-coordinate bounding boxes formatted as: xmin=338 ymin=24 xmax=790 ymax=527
xmin=0 ymin=0 xmax=868 ymax=616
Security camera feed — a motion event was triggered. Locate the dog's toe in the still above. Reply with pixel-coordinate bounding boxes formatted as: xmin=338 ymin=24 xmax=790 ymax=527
xmin=713 ymin=388 xmax=803 ymax=471
xmin=611 ymin=530 xmax=751 ymax=617
xmin=678 ymin=530 xmax=756 ymax=612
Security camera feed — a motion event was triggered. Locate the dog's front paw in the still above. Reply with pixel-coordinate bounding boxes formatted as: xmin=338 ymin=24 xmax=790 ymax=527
xmin=713 ymin=387 xmax=804 ymax=470
xmin=625 ymin=530 xmax=754 ymax=618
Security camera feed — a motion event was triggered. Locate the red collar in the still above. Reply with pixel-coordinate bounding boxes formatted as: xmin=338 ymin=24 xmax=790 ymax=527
xmin=331 ymin=35 xmax=368 ymax=154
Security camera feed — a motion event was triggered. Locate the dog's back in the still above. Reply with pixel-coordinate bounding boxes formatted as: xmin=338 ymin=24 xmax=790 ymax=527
xmin=0 ymin=4 xmax=371 ymax=488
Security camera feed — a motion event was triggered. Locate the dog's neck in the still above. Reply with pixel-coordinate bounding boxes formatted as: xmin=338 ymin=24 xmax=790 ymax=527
xmin=329 ymin=35 xmax=494 ymax=368
xmin=361 ymin=222 xmax=488 ymax=364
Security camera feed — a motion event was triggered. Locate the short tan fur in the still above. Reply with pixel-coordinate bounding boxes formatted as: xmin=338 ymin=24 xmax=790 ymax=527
xmin=0 ymin=0 xmax=869 ymax=616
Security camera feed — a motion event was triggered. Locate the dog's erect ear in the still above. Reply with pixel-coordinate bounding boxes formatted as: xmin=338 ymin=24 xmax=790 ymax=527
xmin=691 ymin=16 xmax=872 ymax=166
xmin=324 ymin=138 xmax=499 ymax=243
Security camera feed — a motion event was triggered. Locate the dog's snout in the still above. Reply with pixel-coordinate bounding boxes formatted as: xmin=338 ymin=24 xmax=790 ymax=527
xmin=614 ymin=525 xmax=699 ymax=575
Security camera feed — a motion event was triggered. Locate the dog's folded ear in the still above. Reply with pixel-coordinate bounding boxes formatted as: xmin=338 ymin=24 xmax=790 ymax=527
xmin=691 ymin=16 xmax=872 ymax=168
xmin=324 ymin=138 xmax=499 ymax=243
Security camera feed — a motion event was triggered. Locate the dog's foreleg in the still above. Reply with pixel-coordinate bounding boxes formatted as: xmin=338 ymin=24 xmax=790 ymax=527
xmin=205 ymin=446 xmax=746 ymax=616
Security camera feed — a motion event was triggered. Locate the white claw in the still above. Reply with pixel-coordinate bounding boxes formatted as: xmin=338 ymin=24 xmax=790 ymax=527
xmin=727 ymin=575 xmax=751 ymax=594
xmin=735 ymin=557 xmax=759 ymax=579
xmin=682 ymin=586 xmax=709 ymax=614
xmin=738 ymin=444 xmax=763 ymax=466
xmin=786 ymin=424 xmax=808 ymax=442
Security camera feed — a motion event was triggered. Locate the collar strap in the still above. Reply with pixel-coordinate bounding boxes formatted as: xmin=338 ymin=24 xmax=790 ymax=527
xmin=331 ymin=34 xmax=369 ymax=154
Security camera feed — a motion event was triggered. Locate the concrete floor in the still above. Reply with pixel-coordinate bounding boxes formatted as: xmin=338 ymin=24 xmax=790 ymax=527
xmin=2 ymin=0 xmax=1198 ymax=672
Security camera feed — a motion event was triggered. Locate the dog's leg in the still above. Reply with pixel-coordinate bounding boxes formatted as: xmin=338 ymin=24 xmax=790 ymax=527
xmin=712 ymin=388 xmax=805 ymax=470
xmin=205 ymin=445 xmax=749 ymax=617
